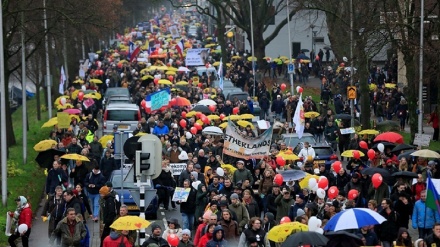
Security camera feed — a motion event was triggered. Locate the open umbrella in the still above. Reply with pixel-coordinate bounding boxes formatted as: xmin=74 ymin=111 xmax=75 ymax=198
xmin=334 ymin=114 xmax=352 ymax=120
xmin=237 ymin=120 xmax=254 ymax=129
xmin=219 ymin=122 xmax=228 ymax=129
xmin=304 ymin=111 xmax=320 ymax=118
xmin=281 ymin=170 xmax=306 ymax=181
xmin=35 ymin=149 xmax=66 ymax=168
xmin=197 ymin=99 xmax=217 ymax=106
xmin=391 ymin=144 xmax=415 ymax=153
xmin=392 ymin=171 xmax=418 ymax=178
xmin=221 ymin=164 xmax=237 ymax=174
xmin=371 ymin=141 xmax=396 ymax=150
xmin=296 ymin=54 xmax=310 ymax=60
xmin=34 ymin=140 xmax=58 ymax=152
xmin=299 ymin=174 xmax=320 ymax=188
xmin=63 ymin=109 xmax=81 ymax=114
xmin=341 ymin=150 xmax=365 ymax=158
xmin=99 ymin=135 xmax=114 ymax=148
xmin=361 ymin=167 xmax=391 ymax=178
xmin=192 ymin=105 xmax=211 ymax=114
xmin=41 ymin=117 xmax=58 ymax=128
xmin=277 ymin=150 xmax=299 ymax=160
xmin=411 ymin=149 xmax=440 ymax=159
xmin=202 ymin=126 xmax=224 ymax=136
xmin=177 ymin=66 xmax=190 ymax=72
xmin=398 ymin=150 xmax=416 ymax=160
xmin=186 ymin=111 xmax=197 ymax=118
xmin=301 ymin=48 xmax=310 ymax=53
xmin=223 ymin=115 xmax=241 ymax=121
xmin=110 ymin=216 xmax=151 ymax=230
xmin=239 ymin=114 xmax=254 ymax=120
xmin=173 ymin=97 xmax=191 ymax=107
xmin=358 ymin=129 xmax=379 ymax=135
xmin=323 ymin=208 xmax=386 ymax=231
xmin=374 ymin=132 xmax=404 ymax=144
xmin=281 ymin=231 xmax=328 ymax=247
xmin=61 ymin=154 xmax=90 ymax=162
xmin=175 ymin=81 xmax=189 ymax=86
xmin=325 ymin=231 xmax=364 ymax=247
xmin=158 ymin=79 xmax=173 ymax=85
xmin=268 ymin=222 xmax=308 ymax=243
xmin=90 ymin=79 xmax=102 ymax=84
xmin=207 ymin=115 xmax=220 ymax=121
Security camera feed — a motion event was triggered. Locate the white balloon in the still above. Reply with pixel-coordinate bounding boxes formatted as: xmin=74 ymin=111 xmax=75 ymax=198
xmin=308 ymin=216 xmax=319 ymax=231
xmin=60 ymin=97 xmax=67 ymax=106
xmin=378 ymin=143 xmax=385 ymax=153
xmin=296 ymin=86 xmax=301 ymax=93
xmin=315 ymin=228 xmax=324 ymax=234
xmin=81 ymin=85 xmax=86 ymax=91
xmin=169 ymin=59 xmax=173 ymax=63
xmin=94 ymin=54 xmax=99 ymax=59
xmin=308 ymin=178 xmax=317 ymax=189
xmin=18 ymin=224 xmax=28 ymax=234
xmin=192 ymin=181 xmax=201 ymax=190
xmin=313 ymin=168 xmax=320 ymax=175
xmin=312 ymin=184 xmax=318 ymax=192
xmin=185 ymin=132 xmax=192 ymax=139
xmin=216 ymin=167 xmax=225 ymax=176
xmin=316 ymin=188 xmax=326 ymax=199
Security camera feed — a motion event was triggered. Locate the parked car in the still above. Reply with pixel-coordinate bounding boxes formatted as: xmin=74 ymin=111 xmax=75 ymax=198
xmin=110 ymin=169 xmax=158 ymax=219
xmin=103 ymin=103 xmax=141 ymax=134
xmin=226 ymin=92 xmax=261 ymax=118
xmin=309 ymin=143 xmax=338 ymax=170
xmin=103 ymin=87 xmax=130 ymax=105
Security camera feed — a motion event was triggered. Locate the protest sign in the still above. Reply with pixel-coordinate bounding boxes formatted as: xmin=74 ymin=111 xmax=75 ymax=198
xmin=57 ymin=112 xmax=71 ymax=129
xmin=170 ymin=163 xmax=187 ymax=176
xmin=172 ymin=187 xmax=191 ymax=202
xmin=145 ymin=88 xmax=171 ymax=113
xmin=185 ymin=48 xmax=210 ymax=66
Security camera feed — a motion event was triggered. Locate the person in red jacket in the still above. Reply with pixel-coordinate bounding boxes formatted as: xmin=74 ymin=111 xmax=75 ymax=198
xmin=8 ymin=196 xmax=32 ymax=247
xmin=103 ymin=230 xmax=133 ymax=247
xmin=197 ymin=223 xmax=216 ymax=247
xmin=428 ymin=106 xmax=439 ymax=141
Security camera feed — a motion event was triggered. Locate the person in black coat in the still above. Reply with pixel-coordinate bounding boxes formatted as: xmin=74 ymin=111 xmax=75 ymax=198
xmin=69 ymin=160 xmax=89 ymax=187
xmin=100 ymin=186 xmax=119 ymax=246
xmin=99 ymin=151 xmax=116 ymax=181
xmin=46 ymin=160 xmax=68 ymax=196
xmin=154 ymin=161 xmax=177 ymax=211
xmin=334 ymin=95 xmax=345 ymax=114
xmin=177 ymin=179 xmax=197 ymax=231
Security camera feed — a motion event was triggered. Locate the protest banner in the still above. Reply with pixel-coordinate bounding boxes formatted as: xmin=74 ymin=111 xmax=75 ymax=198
xmin=145 ymin=88 xmax=171 ymax=113
xmin=185 ymin=48 xmax=210 ymax=66
xmin=223 ymin=120 xmax=273 ymax=159
xmin=172 ymin=187 xmax=191 ymax=202
xmin=170 ymin=163 xmax=187 ymax=176
xmin=57 ymin=112 xmax=71 ymax=129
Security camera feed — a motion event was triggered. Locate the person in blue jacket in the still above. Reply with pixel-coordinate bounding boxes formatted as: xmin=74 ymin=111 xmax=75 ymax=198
xmin=153 ymin=120 xmax=169 ymax=136
xmin=412 ymin=190 xmax=440 ymax=239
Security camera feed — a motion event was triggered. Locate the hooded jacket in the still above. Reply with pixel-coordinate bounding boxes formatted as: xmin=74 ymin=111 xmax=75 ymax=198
xmin=103 ymin=231 xmax=133 ymax=247
xmin=84 ymin=170 xmax=106 ymax=194
xmin=263 ymin=212 xmax=277 ymax=232
xmin=206 ymin=226 xmax=228 ymax=247
xmin=197 ymin=229 xmax=213 ymax=247
xmin=195 ymin=184 xmax=209 ymax=222
xmin=233 ymin=168 xmax=254 ymax=185
xmin=228 ymin=202 xmax=250 ymax=232
xmin=274 ymin=194 xmax=294 ymax=222
xmin=50 ymin=216 xmax=86 ymax=247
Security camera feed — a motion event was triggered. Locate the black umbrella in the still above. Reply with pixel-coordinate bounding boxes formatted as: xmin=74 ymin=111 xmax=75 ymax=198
xmin=281 ymin=170 xmax=306 ymax=181
xmin=281 ymin=231 xmax=328 ymax=247
xmin=371 ymin=141 xmax=396 ymax=150
xmin=325 ymin=231 xmax=364 ymax=247
xmin=192 ymin=105 xmax=211 ymax=114
xmin=323 ymin=46 xmax=332 ymax=50
xmin=361 ymin=167 xmax=391 ymax=178
xmin=335 ymin=114 xmax=352 ymax=120
xmin=398 ymin=150 xmax=416 ymax=160
xmin=35 ymin=149 xmax=66 ymax=168
xmin=391 ymin=144 xmax=415 ymax=153
xmin=301 ymin=48 xmax=310 ymax=53
xmin=392 ymin=171 xmax=418 ymax=178
xmin=296 ymin=54 xmax=310 ymax=60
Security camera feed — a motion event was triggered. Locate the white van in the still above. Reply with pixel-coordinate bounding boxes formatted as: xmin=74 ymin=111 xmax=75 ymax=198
xmin=103 ymin=103 xmax=141 ymax=134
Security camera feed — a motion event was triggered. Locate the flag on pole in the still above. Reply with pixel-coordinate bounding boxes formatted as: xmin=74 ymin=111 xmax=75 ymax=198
xmin=426 ymin=175 xmax=440 ymax=215
xmin=175 ymin=39 xmax=184 ymax=59
xmin=293 ymin=93 xmax=305 ymax=138
xmin=129 ymin=46 xmax=141 ymax=62
xmin=217 ymin=58 xmax=223 ymax=90
xmin=59 ymin=66 xmax=66 ymax=94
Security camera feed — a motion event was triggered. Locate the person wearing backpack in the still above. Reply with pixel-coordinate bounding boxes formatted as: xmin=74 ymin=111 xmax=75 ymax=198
xmin=99 ymin=186 xmax=120 ymax=247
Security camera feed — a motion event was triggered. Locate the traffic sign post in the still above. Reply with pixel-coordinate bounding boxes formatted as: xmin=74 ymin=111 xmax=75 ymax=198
xmin=288 ymin=63 xmax=295 ymax=74
xmin=347 ymin=86 xmax=357 ymax=100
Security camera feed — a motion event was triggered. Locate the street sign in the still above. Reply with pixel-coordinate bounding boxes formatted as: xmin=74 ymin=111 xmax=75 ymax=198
xmin=288 ymin=63 xmax=295 ymax=74
xmin=414 ymin=133 xmax=431 ymax=147
xmin=347 ymin=86 xmax=357 ymax=99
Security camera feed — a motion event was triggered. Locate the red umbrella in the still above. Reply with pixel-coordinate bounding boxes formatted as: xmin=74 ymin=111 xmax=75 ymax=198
xmin=63 ymin=108 xmax=81 ymax=114
xmin=172 ymin=97 xmax=191 ymax=107
xmin=373 ymin=132 xmax=404 ymax=144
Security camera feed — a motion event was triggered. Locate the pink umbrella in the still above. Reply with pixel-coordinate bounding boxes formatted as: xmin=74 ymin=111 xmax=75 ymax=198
xmin=63 ymin=109 xmax=81 ymax=114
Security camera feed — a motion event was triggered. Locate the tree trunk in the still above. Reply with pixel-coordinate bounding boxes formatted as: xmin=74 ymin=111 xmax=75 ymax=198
xmin=4 ymin=73 xmax=16 ymax=149
xmin=404 ymin=53 xmax=417 ymax=141
xmin=249 ymin=31 xmax=266 ymax=69
xmin=36 ymin=85 xmax=41 ymax=121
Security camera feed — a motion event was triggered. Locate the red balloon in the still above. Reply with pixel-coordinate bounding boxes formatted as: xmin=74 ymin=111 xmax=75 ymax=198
xmin=318 ymin=177 xmax=328 ymax=189
xmin=367 ymin=149 xmax=376 ymax=160
xmin=170 ymin=98 xmax=176 ymax=106
xmin=220 ymin=114 xmax=226 ymax=120
xmin=353 ymin=150 xmax=361 ymax=160
xmin=202 ymin=116 xmax=210 ymax=125
xmin=280 ymin=83 xmax=287 ymax=90
xmin=298 ymin=87 xmax=303 ymax=93
xmin=327 ymin=186 xmax=339 ymax=199
xmin=276 ymin=156 xmax=286 ymax=166
xmin=274 ymin=174 xmax=284 ymax=186
xmin=372 ymin=173 xmax=383 ymax=189
xmin=179 ymin=119 xmax=187 ymax=128
xmin=78 ymin=92 xmax=84 ymax=101
xmin=196 ymin=112 xmax=202 ymax=119
xmin=168 ymin=75 xmax=174 ymax=81
xmin=167 ymin=233 xmax=179 ymax=246
xmin=181 ymin=111 xmax=187 ymax=118
xmin=208 ymin=105 xmax=216 ymax=112
xmin=198 ymin=83 xmax=202 ymax=88
xmin=359 ymin=141 xmax=368 ymax=149
xmin=190 ymin=127 xmax=198 ymax=135
xmin=280 ymin=216 xmax=291 ymax=224
xmin=332 ymin=161 xmax=342 ymax=173
xmin=348 ymin=189 xmax=359 ymax=200
xmin=340 ymin=63 xmax=345 ymax=67
xmin=154 ymin=78 xmax=159 ymax=84
xmin=232 ymin=107 xmax=239 ymax=115
xmin=194 ymin=123 xmax=202 ymax=130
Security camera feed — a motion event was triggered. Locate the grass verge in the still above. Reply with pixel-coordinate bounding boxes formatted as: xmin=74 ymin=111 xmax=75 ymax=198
xmin=0 ymin=95 xmax=48 ymax=244
xmin=400 ymin=131 xmax=440 ymax=150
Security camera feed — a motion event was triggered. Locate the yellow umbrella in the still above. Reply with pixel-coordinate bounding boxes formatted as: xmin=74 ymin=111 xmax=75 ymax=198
xmin=71 ymin=90 xmax=80 ymax=100
xmin=57 ymin=103 xmax=73 ymax=110
xmin=142 ymin=75 xmax=154 ymax=81
xmin=110 ymin=216 xmax=151 ymax=230
xmin=156 ymin=65 xmax=169 ymax=71
xmin=140 ymin=68 xmax=150 ymax=75
xmin=61 ymin=154 xmax=90 ymax=162
xmin=237 ymin=120 xmax=254 ymax=128
xmin=41 ymin=117 xmax=58 ymax=128
xmin=165 ymin=71 xmax=176 ymax=75
xmin=369 ymin=83 xmax=377 ymax=91
xmin=341 ymin=150 xmax=365 ymax=158
xmin=186 ymin=111 xmax=198 ymax=118
xmin=221 ymin=164 xmax=237 ymax=174
xmin=385 ymin=83 xmax=396 ymax=88
xmin=69 ymin=115 xmax=80 ymax=122
xmin=34 ymin=140 xmax=58 ymax=152
xmin=84 ymin=94 xmax=99 ymax=99
xmin=135 ymin=132 xmax=146 ymax=137
xmin=268 ymin=222 xmax=309 ymax=243
xmin=205 ymin=44 xmax=216 ymax=48
xmin=239 ymin=114 xmax=254 ymax=120
xmin=273 ymin=58 xmax=282 ymax=63
xmin=196 ymin=119 xmax=204 ymax=126
xmin=87 ymin=92 xmax=102 ymax=100
xmin=90 ymin=79 xmax=103 ymax=84
xmin=73 ymin=79 xmax=84 ymax=84
xmin=226 ymin=63 xmax=232 ymax=67
xmin=263 ymin=56 xmax=271 ymax=60
xmin=207 ymin=115 xmax=220 ymax=120
xmin=166 ymin=67 xmax=178 ymax=72
xmin=212 ymin=61 xmax=220 ymax=66
xmin=54 ymin=95 xmax=70 ymax=106
xmin=304 ymin=111 xmax=320 ymax=118
xmin=299 ymin=174 xmax=320 ymax=189
xmin=176 ymin=81 xmax=189 ymax=86
xmin=219 ymin=122 xmax=228 ymax=129
xmin=223 ymin=115 xmax=241 ymax=121
xmin=358 ymin=129 xmax=379 ymax=135
xmin=247 ymin=56 xmax=257 ymax=62
xmin=279 ymin=56 xmax=288 ymax=60
xmin=158 ymin=79 xmax=173 ymax=85
xmin=276 ymin=150 xmax=299 ymax=160
xmin=231 ymin=56 xmax=241 ymax=59
xmin=99 ymin=135 xmax=114 ymax=148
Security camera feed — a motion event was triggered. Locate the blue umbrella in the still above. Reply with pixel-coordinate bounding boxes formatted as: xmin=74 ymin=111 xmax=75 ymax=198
xmin=281 ymin=170 xmax=306 ymax=182
xmin=323 ymin=208 xmax=386 ymax=231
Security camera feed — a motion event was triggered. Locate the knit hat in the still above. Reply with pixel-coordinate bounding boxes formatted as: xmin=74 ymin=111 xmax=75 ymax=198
xmin=191 ymin=171 xmax=198 ymax=180
xmin=297 ymin=208 xmax=305 ymax=217
xmin=182 ymin=229 xmax=191 ymax=236
xmin=99 ymin=186 xmax=110 ymax=196
xmin=203 ymin=211 xmax=211 ymax=220
xmin=105 ymin=182 xmax=113 ymax=188
xmin=230 ymin=193 xmax=239 ymax=200
xmin=151 ymin=223 xmax=162 ymax=231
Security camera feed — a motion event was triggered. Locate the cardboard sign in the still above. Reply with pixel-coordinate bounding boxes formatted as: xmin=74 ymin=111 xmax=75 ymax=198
xmin=57 ymin=112 xmax=71 ymax=129
xmin=170 ymin=163 xmax=187 ymax=176
xmin=414 ymin=133 xmax=431 ymax=147
xmin=172 ymin=187 xmax=191 ymax=202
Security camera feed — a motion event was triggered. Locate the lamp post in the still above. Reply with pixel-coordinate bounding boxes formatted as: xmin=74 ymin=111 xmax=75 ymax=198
xmin=350 ymin=0 xmax=355 ymax=128
xmin=418 ymin=0 xmax=424 ymax=134
xmin=249 ymin=0 xmax=256 ymax=97
xmin=310 ymin=24 xmax=315 ymax=53
xmin=287 ymin=0 xmax=294 ymax=95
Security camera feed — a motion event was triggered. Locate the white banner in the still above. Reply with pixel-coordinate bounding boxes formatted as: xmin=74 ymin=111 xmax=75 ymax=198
xmin=185 ymin=48 xmax=210 ymax=66
xmin=223 ymin=121 xmax=273 ymax=159
xmin=170 ymin=163 xmax=187 ymax=176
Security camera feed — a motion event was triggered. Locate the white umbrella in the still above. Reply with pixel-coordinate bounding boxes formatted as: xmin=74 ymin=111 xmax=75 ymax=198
xmin=323 ymin=208 xmax=386 ymax=231
xmin=411 ymin=149 xmax=440 ymax=159
xmin=202 ymin=126 xmax=223 ymax=136
xmin=177 ymin=66 xmax=190 ymax=72
xmin=197 ymin=99 xmax=217 ymax=106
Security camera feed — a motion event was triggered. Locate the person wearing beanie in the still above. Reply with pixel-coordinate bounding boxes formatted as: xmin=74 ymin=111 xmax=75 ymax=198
xmin=228 ymin=193 xmax=250 ymax=234
xmin=274 ymin=187 xmax=294 ymax=222
xmin=100 ymin=185 xmax=120 ymax=246
xmin=263 ymin=212 xmax=277 ymax=232
xmin=142 ymin=223 xmax=169 ymax=247
xmin=178 ymin=229 xmax=195 ymax=247
xmin=288 ymin=193 xmax=306 ymax=221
